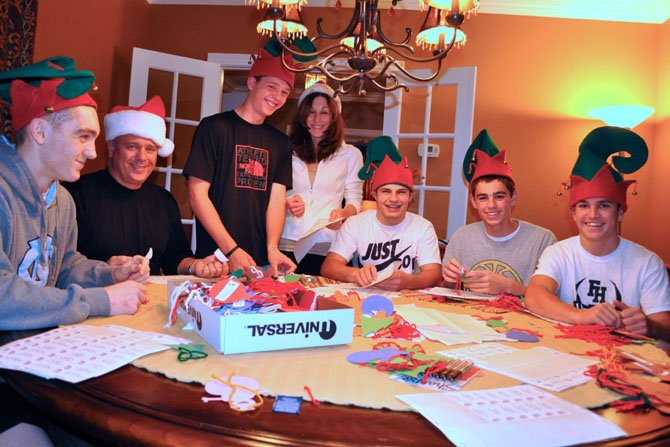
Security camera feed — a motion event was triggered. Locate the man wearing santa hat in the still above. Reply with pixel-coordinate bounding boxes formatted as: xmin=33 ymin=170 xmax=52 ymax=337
xmin=0 ymin=56 xmax=148 ymax=445
xmin=442 ymin=129 xmax=556 ymax=295
xmin=321 ymin=137 xmax=441 ymax=291
xmin=66 ymin=95 xmax=225 ymax=278
xmin=526 ymin=126 xmax=670 ymax=340
xmin=183 ymin=45 xmax=296 ymax=276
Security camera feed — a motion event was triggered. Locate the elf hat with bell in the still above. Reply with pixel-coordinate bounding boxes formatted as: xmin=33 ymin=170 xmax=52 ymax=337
xmin=370 ymin=155 xmax=415 ymax=192
xmin=462 ymin=129 xmax=514 ymax=184
xmin=0 ymin=56 xmax=97 ymax=132
xmin=565 ymin=126 xmax=648 ymax=212
xmin=104 ymin=95 xmax=174 ymax=157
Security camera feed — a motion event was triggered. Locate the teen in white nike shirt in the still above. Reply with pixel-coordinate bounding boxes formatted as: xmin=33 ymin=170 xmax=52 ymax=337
xmin=321 ymin=147 xmax=441 ymax=291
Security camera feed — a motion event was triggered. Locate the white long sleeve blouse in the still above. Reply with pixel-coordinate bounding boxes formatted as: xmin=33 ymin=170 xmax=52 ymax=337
xmin=281 ymin=142 xmax=364 ymax=245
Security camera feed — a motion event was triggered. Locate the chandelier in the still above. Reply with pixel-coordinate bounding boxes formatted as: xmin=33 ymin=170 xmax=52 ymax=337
xmin=250 ymin=0 xmax=479 ymax=95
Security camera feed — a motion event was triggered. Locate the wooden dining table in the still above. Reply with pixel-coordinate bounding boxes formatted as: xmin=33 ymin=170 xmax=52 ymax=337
xmin=3 ymin=281 xmax=670 ymax=447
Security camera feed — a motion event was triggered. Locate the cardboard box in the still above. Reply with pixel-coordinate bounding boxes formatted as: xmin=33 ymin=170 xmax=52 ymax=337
xmin=167 ymin=280 xmax=354 ymax=354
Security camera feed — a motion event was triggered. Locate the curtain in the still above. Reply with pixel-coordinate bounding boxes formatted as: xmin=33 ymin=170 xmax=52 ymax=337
xmin=1 ymin=0 xmax=38 ymax=141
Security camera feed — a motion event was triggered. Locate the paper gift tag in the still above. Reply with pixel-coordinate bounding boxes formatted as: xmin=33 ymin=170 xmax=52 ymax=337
xmin=209 ymin=277 xmax=248 ymax=303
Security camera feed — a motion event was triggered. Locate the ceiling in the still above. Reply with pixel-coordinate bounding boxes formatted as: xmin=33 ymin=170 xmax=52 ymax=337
xmin=148 ymin=0 xmax=670 ymax=24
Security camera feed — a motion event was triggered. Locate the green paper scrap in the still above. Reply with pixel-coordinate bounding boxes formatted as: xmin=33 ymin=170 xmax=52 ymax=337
xmin=283 ymin=273 xmax=302 ymax=283
xmin=486 ymin=319 xmax=508 ymax=329
xmin=361 ymin=315 xmax=394 ymax=336
xmin=230 ymin=269 xmax=243 ymax=278
xmin=400 ymin=353 xmax=444 ymax=379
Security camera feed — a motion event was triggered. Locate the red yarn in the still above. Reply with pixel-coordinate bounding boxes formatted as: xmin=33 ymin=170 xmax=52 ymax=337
xmin=303 ymin=386 xmax=321 ymax=406
xmin=485 ymin=293 xmax=525 ymax=312
xmin=421 ymin=361 xmax=447 ymax=384
xmin=247 ymin=278 xmax=306 ymax=311
xmin=583 ymin=348 xmax=651 ymax=412
xmin=370 ymin=312 xmax=421 ymax=340
xmin=554 ymin=324 xmax=630 ymax=347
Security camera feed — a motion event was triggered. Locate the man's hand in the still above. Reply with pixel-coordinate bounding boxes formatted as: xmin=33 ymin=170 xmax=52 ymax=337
xmin=442 ymin=258 xmax=467 ymax=284
xmin=614 ymin=300 xmax=649 ymax=335
xmin=267 ymin=247 xmax=296 ymax=276
xmin=577 ymin=302 xmax=622 ymax=328
xmin=326 ymin=208 xmax=346 ymax=230
xmin=286 ymin=195 xmax=305 ymax=218
xmin=192 ymin=255 xmax=228 ymax=278
xmin=462 ymin=269 xmax=512 ymax=295
xmin=105 ymin=281 xmax=148 ymax=315
xmin=376 ymin=270 xmax=410 ymax=291
xmin=227 ymin=247 xmax=257 ymax=274
xmin=109 ymin=255 xmax=150 ymax=283
xmin=354 ymin=264 xmax=377 ymax=287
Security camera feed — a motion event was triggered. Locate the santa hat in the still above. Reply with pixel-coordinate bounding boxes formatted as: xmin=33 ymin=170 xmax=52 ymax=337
xmin=298 ymin=81 xmax=341 ymax=113
xmin=370 ymin=155 xmax=414 ymax=192
xmin=0 ymin=56 xmax=97 ymax=132
xmin=104 ymin=95 xmax=174 ymax=157
xmin=248 ymin=49 xmax=295 ymax=89
xmin=565 ymin=126 xmax=648 ymax=212
xmin=462 ymin=129 xmax=514 ymax=184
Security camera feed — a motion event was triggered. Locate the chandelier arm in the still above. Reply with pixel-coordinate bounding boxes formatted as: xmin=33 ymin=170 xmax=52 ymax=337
xmin=375 ymin=7 xmax=412 ymax=48
xmin=361 ymin=57 xmax=397 ymax=81
xmin=272 ymin=33 xmax=354 ymax=60
xmin=380 ymin=39 xmax=456 ymax=64
xmin=314 ymin=2 xmax=362 ymax=40
xmin=311 ymin=64 xmax=364 ymax=83
xmin=371 ymin=76 xmax=410 ymax=93
xmin=386 ymin=57 xmax=444 ymax=83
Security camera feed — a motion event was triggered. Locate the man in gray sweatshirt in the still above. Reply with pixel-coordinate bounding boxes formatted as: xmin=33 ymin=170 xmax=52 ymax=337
xmin=0 ymin=57 xmax=149 ymax=445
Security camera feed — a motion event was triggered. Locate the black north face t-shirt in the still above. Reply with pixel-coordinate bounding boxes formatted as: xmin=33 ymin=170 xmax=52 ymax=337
xmin=183 ymin=110 xmax=292 ymax=265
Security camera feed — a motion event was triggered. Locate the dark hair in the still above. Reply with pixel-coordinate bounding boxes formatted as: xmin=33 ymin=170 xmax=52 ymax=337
xmin=470 ymin=175 xmax=515 ymax=196
xmin=289 ymin=92 xmax=344 ymax=163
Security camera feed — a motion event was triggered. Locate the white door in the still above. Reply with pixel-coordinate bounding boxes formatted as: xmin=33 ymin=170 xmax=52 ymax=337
xmin=383 ymin=67 xmax=477 ymax=241
xmin=129 ymin=47 xmax=224 ymax=252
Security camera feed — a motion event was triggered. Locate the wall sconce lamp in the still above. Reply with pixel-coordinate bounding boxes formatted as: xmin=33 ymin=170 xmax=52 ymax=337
xmin=588 ymin=105 xmax=655 ymax=129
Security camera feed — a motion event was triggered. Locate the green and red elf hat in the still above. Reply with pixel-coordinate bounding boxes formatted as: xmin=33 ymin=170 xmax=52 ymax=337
xmin=462 ymin=129 xmax=514 ymax=184
xmin=0 ymin=56 xmax=97 ymax=132
xmin=370 ymin=155 xmax=415 ymax=192
xmin=565 ymin=126 xmax=648 ymax=212
xmin=358 ymin=135 xmax=403 ymax=180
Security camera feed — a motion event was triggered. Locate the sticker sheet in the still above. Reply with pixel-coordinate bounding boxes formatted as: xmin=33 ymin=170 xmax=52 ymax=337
xmin=0 ymin=324 xmax=190 ymax=383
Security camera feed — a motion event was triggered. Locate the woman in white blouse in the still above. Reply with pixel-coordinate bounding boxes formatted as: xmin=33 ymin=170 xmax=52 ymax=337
xmin=280 ymin=82 xmax=364 ymax=275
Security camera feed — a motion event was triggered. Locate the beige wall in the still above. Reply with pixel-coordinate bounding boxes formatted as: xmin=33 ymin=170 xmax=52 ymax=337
xmin=648 ymin=19 xmax=670 ymax=264
xmin=34 ymin=0 xmax=150 ymax=172
xmin=32 ymin=2 xmax=670 ymax=262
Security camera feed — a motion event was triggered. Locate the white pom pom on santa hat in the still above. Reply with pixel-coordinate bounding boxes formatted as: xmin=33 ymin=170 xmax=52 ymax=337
xmin=104 ymin=95 xmax=175 ymax=157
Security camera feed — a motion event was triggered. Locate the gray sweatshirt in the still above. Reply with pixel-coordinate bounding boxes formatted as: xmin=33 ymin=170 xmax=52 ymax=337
xmin=0 ymin=136 xmax=112 ymax=330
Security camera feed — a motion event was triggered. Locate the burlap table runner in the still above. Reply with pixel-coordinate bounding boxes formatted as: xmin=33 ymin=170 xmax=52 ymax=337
xmin=81 ymin=280 xmax=668 ymax=411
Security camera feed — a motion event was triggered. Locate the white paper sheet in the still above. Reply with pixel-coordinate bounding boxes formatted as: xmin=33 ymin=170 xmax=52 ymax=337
xmin=397 ymin=385 xmax=626 ymax=447
xmin=419 ymin=286 xmax=496 ymax=301
xmin=440 ymin=345 xmax=598 ymax=392
xmin=395 ymin=304 xmax=509 ymax=346
xmin=0 ymin=325 xmax=191 ymax=383
xmin=293 ymin=217 xmax=346 ymax=262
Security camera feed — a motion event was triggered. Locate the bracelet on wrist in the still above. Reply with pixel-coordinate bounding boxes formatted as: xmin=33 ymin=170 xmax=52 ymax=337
xmin=225 ymin=245 xmax=240 ymax=258
xmin=186 ymin=260 xmax=197 ymax=275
